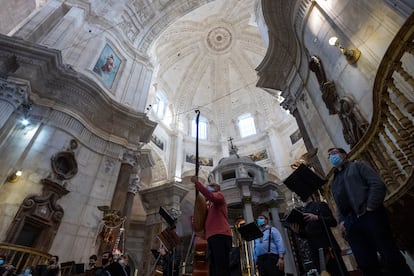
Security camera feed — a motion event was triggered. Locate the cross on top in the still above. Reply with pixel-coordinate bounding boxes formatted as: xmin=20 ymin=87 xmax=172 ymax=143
xmin=228 ymin=137 xmax=234 ymax=148
xmin=228 ymin=137 xmax=239 ymax=156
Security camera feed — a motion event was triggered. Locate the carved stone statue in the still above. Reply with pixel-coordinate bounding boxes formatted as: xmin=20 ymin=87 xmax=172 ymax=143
xmin=309 ymin=56 xmax=339 ymax=115
xmin=338 ymin=96 xmax=369 ymax=147
xmin=309 ymin=55 xmax=327 ymax=85
xmin=309 ymin=56 xmax=369 ymax=147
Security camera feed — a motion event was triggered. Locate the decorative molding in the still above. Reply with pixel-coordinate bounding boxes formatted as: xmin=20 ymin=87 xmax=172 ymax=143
xmin=127 ymin=0 xmax=216 ymax=53
xmin=0 ymin=78 xmax=29 ymax=109
xmin=256 ymin=1 xmax=298 ymax=91
xmin=122 ymin=151 xmax=138 ymax=167
xmin=5 ymin=178 xmax=69 ymax=252
xmin=50 ymin=151 xmax=78 ymax=180
xmin=0 ymin=55 xmax=18 ymax=78
xmin=45 ymin=109 xmax=125 ymax=158
xmin=139 ymin=182 xmax=189 ymax=212
xmin=0 ymin=34 xmax=157 ymax=149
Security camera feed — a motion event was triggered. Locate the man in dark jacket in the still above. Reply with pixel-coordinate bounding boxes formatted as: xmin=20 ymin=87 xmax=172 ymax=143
xmin=284 ymin=164 xmax=348 ymax=275
xmin=290 ymin=195 xmax=349 ymax=276
xmin=328 ymin=147 xmax=413 ymax=276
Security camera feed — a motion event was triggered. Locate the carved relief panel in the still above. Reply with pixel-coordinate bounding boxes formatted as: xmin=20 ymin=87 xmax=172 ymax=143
xmin=4 ymin=141 xmax=77 ymax=251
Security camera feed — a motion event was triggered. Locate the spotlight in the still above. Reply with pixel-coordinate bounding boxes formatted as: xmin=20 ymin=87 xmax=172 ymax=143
xmin=7 ymin=170 xmax=22 ymax=183
xmin=329 ymin=36 xmax=361 ymax=64
xmin=22 ymin=119 xmax=30 ymax=126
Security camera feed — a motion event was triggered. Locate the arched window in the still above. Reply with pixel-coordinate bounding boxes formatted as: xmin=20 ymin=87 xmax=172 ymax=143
xmin=191 ymin=115 xmax=208 ymax=140
xmin=154 ymin=92 xmax=168 ymax=119
xmin=238 ymin=113 xmax=256 ymax=138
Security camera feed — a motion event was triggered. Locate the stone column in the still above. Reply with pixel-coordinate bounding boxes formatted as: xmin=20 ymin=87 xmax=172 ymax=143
xmin=117 ymin=151 xmax=136 ymax=218
xmin=236 ymin=176 xmax=255 ymax=222
xmin=268 ymin=205 xmax=298 ymax=276
xmin=139 ymin=182 xmax=189 ymax=276
xmin=13 ymin=0 xmax=65 ymax=42
xmin=123 ymin=165 xmax=141 ymax=221
xmin=236 ymin=177 xmax=256 ymax=276
xmin=266 ymin=127 xmax=290 ymax=176
xmin=220 ymin=137 xmax=230 ymax=158
xmin=41 ymin=6 xmax=85 ymax=49
xmin=0 ymin=79 xmax=28 ymax=129
xmin=171 ymin=131 xmax=182 ymax=181
xmin=122 ymin=149 xmax=154 ymax=221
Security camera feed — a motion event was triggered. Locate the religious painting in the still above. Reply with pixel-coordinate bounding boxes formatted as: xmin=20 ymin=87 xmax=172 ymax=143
xmin=248 ymin=149 xmax=268 ymax=162
xmin=185 ymin=154 xmax=213 ymax=167
xmin=290 ymin=129 xmax=302 ymax=144
xmin=151 ymin=135 xmax=165 ymax=150
xmin=93 ymin=44 xmax=121 ymax=88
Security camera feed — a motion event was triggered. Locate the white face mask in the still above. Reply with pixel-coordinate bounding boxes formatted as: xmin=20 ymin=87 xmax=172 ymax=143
xmin=207 ymin=186 xmax=215 ymax=192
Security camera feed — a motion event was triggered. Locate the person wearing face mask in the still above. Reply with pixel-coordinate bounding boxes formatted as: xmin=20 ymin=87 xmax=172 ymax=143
xmin=284 ymin=163 xmax=348 ymax=275
xmin=328 ymin=147 xmax=413 ymax=276
xmin=45 ymin=256 xmax=60 ymax=276
xmin=18 ymin=266 xmax=33 ymax=276
xmin=253 ymin=215 xmax=285 ymax=276
xmin=102 ymin=253 xmax=130 ymax=276
xmin=0 ymin=255 xmax=16 ymax=276
xmin=85 ymin=255 xmax=98 ymax=276
xmin=0 ymin=255 xmax=10 ymax=275
xmin=191 ymin=176 xmax=232 ymax=276
xmin=117 ymin=255 xmax=130 ymax=276
xmin=94 ymin=251 xmax=112 ymax=276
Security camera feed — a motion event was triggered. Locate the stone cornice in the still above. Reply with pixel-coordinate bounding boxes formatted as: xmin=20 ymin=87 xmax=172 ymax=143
xmin=139 ymin=182 xmax=189 ymax=212
xmin=0 ymin=34 xmax=157 ymax=148
xmin=256 ymin=0 xmax=299 ymax=91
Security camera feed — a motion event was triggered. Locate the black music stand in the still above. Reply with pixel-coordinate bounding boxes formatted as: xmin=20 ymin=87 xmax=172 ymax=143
xmin=282 ymin=208 xmax=306 ymax=228
xmin=159 ymin=206 xmax=176 ymax=228
xmin=237 ymin=222 xmax=263 ymax=241
xmin=283 ymin=164 xmax=326 ymax=201
xmin=151 ymin=249 xmax=160 ymax=260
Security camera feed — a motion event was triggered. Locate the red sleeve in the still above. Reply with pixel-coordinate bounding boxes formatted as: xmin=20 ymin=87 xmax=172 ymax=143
xmin=195 ymin=181 xmax=225 ymax=204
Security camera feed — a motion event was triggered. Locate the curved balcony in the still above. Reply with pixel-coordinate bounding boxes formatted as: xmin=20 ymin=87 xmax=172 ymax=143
xmin=333 ymin=12 xmax=414 ymax=252
xmin=0 ymin=242 xmax=51 ymax=274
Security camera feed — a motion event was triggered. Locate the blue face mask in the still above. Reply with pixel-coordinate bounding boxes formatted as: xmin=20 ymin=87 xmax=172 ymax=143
xmin=24 ymin=269 xmax=31 ymax=275
xmin=0 ymin=260 xmax=4 ymax=265
xmin=257 ymin=218 xmax=265 ymax=226
xmin=329 ymin=154 xmax=343 ymax=166
xmin=207 ymin=186 xmax=215 ymax=192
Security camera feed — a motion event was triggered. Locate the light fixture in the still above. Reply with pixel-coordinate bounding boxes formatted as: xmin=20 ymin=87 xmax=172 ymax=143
xmin=7 ymin=170 xmax=22 ymax=183
xmin=20 ymin=102 xmax=32 ymax=127
xmin=329 ymin=36 xmax=361 ymax=64
xmin=21 ymin=118 xmax=30 ymax=126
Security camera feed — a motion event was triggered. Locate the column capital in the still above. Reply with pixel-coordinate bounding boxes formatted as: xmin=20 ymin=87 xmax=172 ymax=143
xmin=128 ymin=173 xmax=141 ymax=194
xmin=0 ymin=78 xmax=29 ymax=109
xmin=140 ymin=182 xmax=189 ymax=213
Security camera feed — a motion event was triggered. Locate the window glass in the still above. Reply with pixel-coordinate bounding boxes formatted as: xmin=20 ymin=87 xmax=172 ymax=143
xmin=191 ymin=116 xmax=208 ymax=140
xmin=238 ymin=113 xmax=256 ymax=138
xmin=154 ymin=92 xmax=168 ymax=118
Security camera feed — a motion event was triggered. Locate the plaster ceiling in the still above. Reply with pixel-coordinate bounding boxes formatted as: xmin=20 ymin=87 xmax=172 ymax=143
xmin=149 ymin=0 xmax=290 ymax=138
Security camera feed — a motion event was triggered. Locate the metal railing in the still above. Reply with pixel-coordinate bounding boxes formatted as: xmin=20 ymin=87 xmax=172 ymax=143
xmin=0 ymin=243 xmax=51 ymax=274
xmin=326 ymin=12 xmax=414 ymax=251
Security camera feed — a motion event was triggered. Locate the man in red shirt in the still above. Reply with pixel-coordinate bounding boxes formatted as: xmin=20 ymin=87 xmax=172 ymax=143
xmin=191 ymin=176 xmax=233 ymax=276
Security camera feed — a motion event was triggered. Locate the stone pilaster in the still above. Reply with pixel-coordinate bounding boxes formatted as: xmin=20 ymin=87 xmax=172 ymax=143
xmin=139 ymin=182 xmax=189 ymax=276
xmin=0 ymin=78 xmax=29 ymax=129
